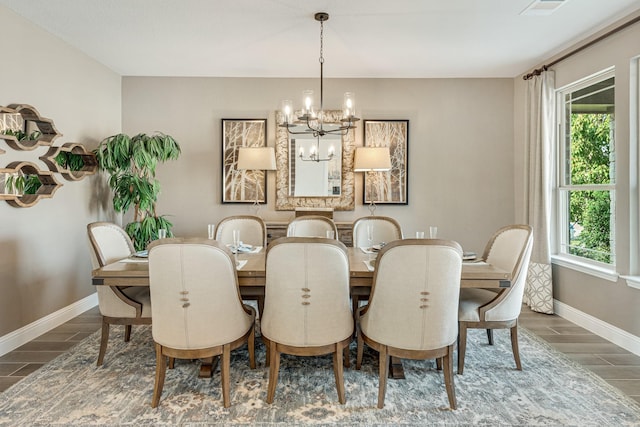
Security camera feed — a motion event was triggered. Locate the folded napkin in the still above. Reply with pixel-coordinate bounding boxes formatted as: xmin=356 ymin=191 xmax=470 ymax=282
xmin=463 ymin=251 xmax=477 ymax=261
xmin=227 ymin=244 xmax=262 ymax=254
xmin=119 ymin=258 xmax=148 ymax=264
xmin=236 ymin=259 xmax=248 ymax=270
xmin=363 ymin=260 xmax=375 ymax=272
xmin=360 ymin=245 xmax=383 ymax=254
xmin=463 ymin=260 xmax=489 ymax=265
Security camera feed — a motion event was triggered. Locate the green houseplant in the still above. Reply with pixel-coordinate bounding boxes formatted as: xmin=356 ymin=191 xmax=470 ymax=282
xmin=94 ymin=132 xmax=181 ymax=251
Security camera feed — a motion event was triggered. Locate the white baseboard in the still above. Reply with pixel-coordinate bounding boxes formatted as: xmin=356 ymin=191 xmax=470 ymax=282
xmin=554 ymin=299 xmax=640 ymax=356
xmin=0 ymin=293 xmax=98 ymax=357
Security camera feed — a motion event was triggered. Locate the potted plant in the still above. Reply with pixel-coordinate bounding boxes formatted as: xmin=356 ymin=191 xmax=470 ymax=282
xmin=94 ymin=132 xmax=181 ymax=251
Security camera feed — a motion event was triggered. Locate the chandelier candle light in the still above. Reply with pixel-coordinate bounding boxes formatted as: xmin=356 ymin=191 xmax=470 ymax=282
xmin=280 ymin=12 xmax=359 ymax=162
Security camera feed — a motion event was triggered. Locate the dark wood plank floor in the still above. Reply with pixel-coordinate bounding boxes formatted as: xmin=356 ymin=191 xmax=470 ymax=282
xmin=1 ymin=305 xmax=639 ymax=405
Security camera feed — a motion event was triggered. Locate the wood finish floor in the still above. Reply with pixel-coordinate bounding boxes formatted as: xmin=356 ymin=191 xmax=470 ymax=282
xmin=1 ymin=305 xmax=640 ymax=405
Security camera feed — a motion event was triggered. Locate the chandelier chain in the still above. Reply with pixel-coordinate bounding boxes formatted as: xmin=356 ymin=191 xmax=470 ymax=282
xmin=319 ymin=19 xmax=324 ymax=65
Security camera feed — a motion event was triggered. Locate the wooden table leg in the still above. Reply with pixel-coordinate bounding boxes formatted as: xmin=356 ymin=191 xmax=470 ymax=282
xmin=198 ymin=356 xmax=219 ymax=378
xmin=390 ymin=356 xmax=405 ymax=379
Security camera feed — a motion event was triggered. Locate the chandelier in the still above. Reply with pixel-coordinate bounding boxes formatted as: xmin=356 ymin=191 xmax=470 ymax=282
xmin=279 ymin=12 xmax=360 ymax=162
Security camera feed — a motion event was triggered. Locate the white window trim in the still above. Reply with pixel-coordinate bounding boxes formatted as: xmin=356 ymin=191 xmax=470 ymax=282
xmin=622 ymin=275 xmax=640 ymax=290
xmin=551 ymin=254 xmax=619 ymax=282
xmin=553 ymin=68 xmax=616 ymax=268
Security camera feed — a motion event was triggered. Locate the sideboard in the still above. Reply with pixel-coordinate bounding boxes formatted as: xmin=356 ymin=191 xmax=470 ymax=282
xmin=265 ymin=221 xmax=353 ymax=247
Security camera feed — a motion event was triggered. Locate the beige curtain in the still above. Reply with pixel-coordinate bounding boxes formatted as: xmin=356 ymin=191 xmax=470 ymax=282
xmin=523 ymin=70 xmax=555 ymax=314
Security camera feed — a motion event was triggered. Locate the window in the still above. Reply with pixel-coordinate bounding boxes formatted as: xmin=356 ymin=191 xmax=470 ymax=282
xmin=556 ymin=71 xmax=615 ymax=267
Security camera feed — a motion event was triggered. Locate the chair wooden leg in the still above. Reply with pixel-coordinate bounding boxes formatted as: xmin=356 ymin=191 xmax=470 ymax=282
xmin=352 ymin=297 xmax=359 ymax=336
xmin=266 ymin=343 xmax=280 ymax=404
xmin=248 ymin=324 xmax=256 ymax=369
xmin=510 ymin=323 xmax=522 ymax=370
xmin=343 ymin=344 xmax=351 ymax=369
xmin=487 ymin=329 xmax=494 ymax=345
xmin=221 ymin=344 xmax=231 ymax=408
xmin=333 ymin=343 xmax=346 ymax=404
xmin=151 ymin=343 xmax=166 ymax=408
xmin=257 ymin=296 xmax=264 ymax=321
xmin=356 ymin=329 xmax=364 ymax=370
xmin=124 ymin=324 xmax=132 ymax=342
xmin=97 ymin=320 xmax=109 ymax=366
xmin=443 ymin=344 xmax=457 ymax=410
xmin=457 ymin=322 xmax=467 ymax=374
xmin=436 ymin=357 xmax=442 ymax=370
xmin=377 ymin=346 xmax=388 ymax=409
xmin=264 ymin=340 xmax=270 ymax=367
xmin=168 ymin=358 xmax=175 ymax=369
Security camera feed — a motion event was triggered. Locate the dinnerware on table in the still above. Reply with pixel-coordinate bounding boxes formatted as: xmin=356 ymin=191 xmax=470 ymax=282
xmin=429 ymin=226 xmax=437 ymax=239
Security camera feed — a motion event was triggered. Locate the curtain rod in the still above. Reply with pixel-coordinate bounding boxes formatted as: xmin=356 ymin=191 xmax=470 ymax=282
xmin=522 ymin=14 xmax=640 ymax=80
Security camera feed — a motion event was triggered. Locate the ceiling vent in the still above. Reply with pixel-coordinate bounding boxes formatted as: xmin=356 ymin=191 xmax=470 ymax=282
xmin=520 ymin=0 xmax=568 ymax=16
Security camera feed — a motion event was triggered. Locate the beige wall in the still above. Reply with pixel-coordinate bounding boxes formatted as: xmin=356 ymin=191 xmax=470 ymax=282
xmin=0 ymin=6 xmax=121 ymax=336
xmin=0 ymin=5 xmax=522 ymax=343
xmin=513 ymin=17 xmax=640 ymax=336
xmin=122 ymin=77 xmax=515 ymax=253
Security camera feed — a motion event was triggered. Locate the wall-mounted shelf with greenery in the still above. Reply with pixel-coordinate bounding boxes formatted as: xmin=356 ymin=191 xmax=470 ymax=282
xmin=0 ymin=104 xmax=61 ymax=151
xmin=0 ymin=161 xmax=63 ymax=207
xmin=40 ymin=142 xmax=98 ymax=181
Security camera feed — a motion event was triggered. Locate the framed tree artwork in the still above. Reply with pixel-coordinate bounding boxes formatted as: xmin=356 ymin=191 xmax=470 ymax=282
xmin=363 ymin=120 xmax=409 ymax=205
xmin=221 ymin=119 xmax=267 ymax=203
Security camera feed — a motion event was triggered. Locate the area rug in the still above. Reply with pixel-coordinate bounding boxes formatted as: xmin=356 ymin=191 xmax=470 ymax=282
xmin=1 ymin=324 xmax=639 ymax=426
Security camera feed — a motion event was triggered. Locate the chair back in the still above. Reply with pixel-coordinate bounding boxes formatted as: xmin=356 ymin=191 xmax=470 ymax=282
xmin=148 ymin=238 xmax=253 ymax=350
xmin=87 ymin=222 xmax=135 ymax=268
xmin=360 ymin=239 xmax=463 ymax=350
xmin=481 ymin=225 xmax=534 ymax=321
xmin=215 ymin=215 xmax=266 ymax=247
xmin=287 ymin=215 xmax=338 ymax=238
xmin=352 ymin=216 xmax=403 ymax=248
xmin=261 ymin=237 xmax=353 ymax=346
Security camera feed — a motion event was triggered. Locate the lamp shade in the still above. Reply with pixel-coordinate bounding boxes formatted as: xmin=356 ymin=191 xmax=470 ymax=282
xmin=353 ymin=147 xmax=392 ymax=171
xmin=237 ymin=147 xmax=277 ymax=171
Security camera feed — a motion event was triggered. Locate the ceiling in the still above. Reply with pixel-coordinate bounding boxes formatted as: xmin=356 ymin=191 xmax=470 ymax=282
xmin=1 ymin=0 xmax=640 ymax=78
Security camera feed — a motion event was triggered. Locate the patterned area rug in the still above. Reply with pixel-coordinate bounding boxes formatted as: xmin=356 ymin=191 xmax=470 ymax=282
xmin=1 ymin=324 xmax=639 ymax=426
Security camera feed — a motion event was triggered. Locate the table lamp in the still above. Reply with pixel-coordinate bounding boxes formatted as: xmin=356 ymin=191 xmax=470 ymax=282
xmin=354 ymin=147 xmax=392 ymax=215
xmin=237 ymin=147 xmax=277 ymax=216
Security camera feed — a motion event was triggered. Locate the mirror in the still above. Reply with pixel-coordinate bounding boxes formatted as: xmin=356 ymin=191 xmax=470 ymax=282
xmin=289 ymin=133 xmax=342 ymax=197
xmin=275 ymin=110 xmax=355 ymax=211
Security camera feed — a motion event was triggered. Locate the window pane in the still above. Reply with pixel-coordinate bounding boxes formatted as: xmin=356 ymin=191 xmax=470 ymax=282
xmin=565 ymin=190 xmax=614 ymax=264
xmin=565 ymin=78 xmax=614 ymax=186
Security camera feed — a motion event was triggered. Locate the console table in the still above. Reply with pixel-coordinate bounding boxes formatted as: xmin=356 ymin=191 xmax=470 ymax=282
xmin=265 ymin=221 xmax=353 ymax=246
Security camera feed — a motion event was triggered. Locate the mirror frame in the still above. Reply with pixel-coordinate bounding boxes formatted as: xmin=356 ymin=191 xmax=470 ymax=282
xmin=275 ymin=110 xmax=355 ymax=211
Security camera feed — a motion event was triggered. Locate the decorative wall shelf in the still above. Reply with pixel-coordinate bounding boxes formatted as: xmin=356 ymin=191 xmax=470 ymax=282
xmin=40 ymin=142 xmax=98 ymax=181
xmin=0 ymin=104 xmax=62 ymax=151
xmin=0 ymin=161 xmax=63 ymax=207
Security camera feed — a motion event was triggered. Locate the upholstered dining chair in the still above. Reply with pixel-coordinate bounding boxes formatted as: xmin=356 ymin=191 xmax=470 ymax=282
xmin=147 ymin=238 xmax=256 ymax=408
xmin=87 ymin=222 xmax=152 ymax=366
xmin=215 ymin=215 xmax=267 ymax=316
xmin=356 ymin=239 xmax=463 ymax=409
xmin=286 ymin=215 xmax=338 ymax=238
xmin=261 ymin=237 xmax=353 ymax=404
xmin=457 ymin=224 xmax=533 ymax=374
xmin=351 ymin=216 xmax=404 ymax=314
xmin=352 ymin=215 xmax=403 ymax=249
xmin=215 ymin=215 xmax=267 ymax=248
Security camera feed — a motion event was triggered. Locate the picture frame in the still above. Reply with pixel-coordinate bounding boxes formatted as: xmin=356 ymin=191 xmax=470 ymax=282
xmin=274 ymin=110 xmax=356 ymax=211
xmin=363 ymin=120 xmax=409 ymax=205
xmin=221 ymin=118 xmax=267 ymax=204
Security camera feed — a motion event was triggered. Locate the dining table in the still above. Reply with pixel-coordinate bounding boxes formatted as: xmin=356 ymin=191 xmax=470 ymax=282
xmin=92 ymin=246 xmax=512 ymax=379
